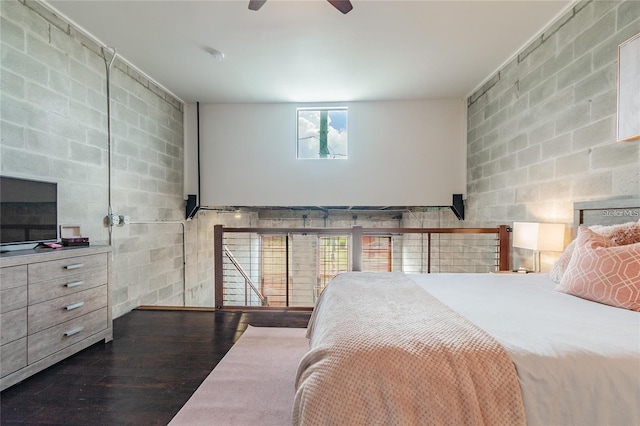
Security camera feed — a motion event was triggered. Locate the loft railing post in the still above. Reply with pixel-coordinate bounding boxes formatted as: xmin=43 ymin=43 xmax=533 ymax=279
xmin=352 ymin=226 xmax=362 ymax=272
xmin=427 ymin=232 xmax=431 ymax=273
xmin=214 ymin=224 xmax=224 ymax=309
xmin=286 ymin=233 xmax=290 ymax=307
xmin=498 ymin=225 xmax=510 ymax=271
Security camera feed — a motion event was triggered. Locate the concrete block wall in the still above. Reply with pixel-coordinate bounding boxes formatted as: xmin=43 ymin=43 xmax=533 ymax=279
xmin=1 ymin=0 xmax=187 ymax=317
xmin=466 ymin=0 xmax=640 ymax=270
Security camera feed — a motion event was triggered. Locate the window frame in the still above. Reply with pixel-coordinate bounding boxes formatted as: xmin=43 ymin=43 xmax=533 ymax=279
xmin=361 ymin=235 xmax=393 ymax=272
xmin=296 ymin=107 xmax=348 ymax=160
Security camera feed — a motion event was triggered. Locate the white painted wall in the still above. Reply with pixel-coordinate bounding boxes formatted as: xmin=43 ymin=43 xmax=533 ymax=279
xmin=188 ymin=99 xmax=466 ymax=207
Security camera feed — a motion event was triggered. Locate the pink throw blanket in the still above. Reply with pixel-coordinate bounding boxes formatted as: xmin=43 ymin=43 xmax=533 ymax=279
xmin=293 ymin=272 xmax=526 ymax=425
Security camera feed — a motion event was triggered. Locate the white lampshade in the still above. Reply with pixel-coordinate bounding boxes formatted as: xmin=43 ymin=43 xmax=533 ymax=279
xmin=512 ymin=222 xmax=565 ymax=252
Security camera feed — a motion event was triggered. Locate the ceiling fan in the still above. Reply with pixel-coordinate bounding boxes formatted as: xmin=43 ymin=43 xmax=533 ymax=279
xmin=248 ymin=0 xmax=353 ymax=14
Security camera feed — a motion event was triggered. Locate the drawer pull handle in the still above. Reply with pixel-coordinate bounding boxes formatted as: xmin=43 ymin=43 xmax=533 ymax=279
xmin=64 ymin=326 xmax=84 ymax=337
xmin=65 ymin=280 xmax=84 ymax=288
xmin=65 ymin=263 xmax=84 ymax=270
xmin=65 ymin=301 xmax=85 ymax=311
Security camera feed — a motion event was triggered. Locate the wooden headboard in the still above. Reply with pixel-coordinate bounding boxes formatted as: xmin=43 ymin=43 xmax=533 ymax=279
xmin=574 ymin=197 xmax=640 ymax=232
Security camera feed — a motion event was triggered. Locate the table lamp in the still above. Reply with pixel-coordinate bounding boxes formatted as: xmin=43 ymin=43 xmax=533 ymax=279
xmin=512 ymin=222 xmax=565 ymax=272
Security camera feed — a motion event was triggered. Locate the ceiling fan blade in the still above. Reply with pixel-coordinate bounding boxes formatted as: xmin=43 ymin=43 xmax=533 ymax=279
xmin=327 ymin=0 xmax=353 ymax=14
xmin=248 ymin=0 xmax=267 ymax=11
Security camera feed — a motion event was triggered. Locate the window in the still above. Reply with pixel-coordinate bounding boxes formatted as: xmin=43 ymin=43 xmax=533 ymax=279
xmin=317 ymin=235 xmax=392 ymax=293
xmin=261 ymin=235 xmax=289 ymax=307
xmin=297 ymin=107 xmax=348 ymax=159
xmin=318 ymin=236 xmax=350 ymax=293
xmin=258 ymin=234 xmax=392 ymax=305
xmin=362 ymin=236 xmax=392 ymax=272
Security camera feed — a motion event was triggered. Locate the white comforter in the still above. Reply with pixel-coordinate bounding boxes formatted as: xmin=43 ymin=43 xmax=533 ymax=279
xmin=409 ymin=273 xmax=640 ymax=426
xmin=294 ymin=272 xmax=526 ymax=426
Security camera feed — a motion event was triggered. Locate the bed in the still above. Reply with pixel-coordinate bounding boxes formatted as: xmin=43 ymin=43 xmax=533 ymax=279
xmin=293 ymin=198 xmax=640 ymax=426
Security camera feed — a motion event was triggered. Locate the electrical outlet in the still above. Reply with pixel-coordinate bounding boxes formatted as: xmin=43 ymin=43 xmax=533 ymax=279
xmin=109 ymin=214 xmax=121 ymax=226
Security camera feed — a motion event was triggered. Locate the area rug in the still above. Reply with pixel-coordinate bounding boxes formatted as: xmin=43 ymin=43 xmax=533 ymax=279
xmin=169 ymin=325 xmax=309 ymax=426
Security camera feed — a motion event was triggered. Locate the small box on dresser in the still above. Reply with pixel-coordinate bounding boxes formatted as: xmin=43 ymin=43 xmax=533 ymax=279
xmin=0 ymin=246 xmax=112 ymax=391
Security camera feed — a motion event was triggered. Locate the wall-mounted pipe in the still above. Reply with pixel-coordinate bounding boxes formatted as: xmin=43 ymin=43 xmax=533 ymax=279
xmin=100 ymin=47 xmax=188 ymax=307
xmin=186 ymin=102 xmax=202 ymax=219
xmin=197 ymin=101 xmax=201 ymax=206
xmin=103 ymin=46 xmax=117 ymax=245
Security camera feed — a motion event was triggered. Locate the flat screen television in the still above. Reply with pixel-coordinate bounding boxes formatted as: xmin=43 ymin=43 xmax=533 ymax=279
xmin=1 ymin=176 xmax=58 ymax=248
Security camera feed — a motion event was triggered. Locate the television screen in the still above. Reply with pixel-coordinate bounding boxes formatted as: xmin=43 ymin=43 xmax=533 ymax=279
xmin=1 ymin=176 xmax=58 ymax=246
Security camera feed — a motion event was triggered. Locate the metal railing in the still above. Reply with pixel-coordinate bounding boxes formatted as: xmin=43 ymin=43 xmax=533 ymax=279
xmin=214 ymin=225 xmax=510 ymax=309
xmin=224 ymin=245 xmax=267 ymax=306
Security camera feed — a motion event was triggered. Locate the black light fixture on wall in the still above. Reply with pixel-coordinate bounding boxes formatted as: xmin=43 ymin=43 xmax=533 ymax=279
xmin=450 ymin=194 xmax=464 ymax=220
xmin=186 ymin=194 xmax=199 ymax=220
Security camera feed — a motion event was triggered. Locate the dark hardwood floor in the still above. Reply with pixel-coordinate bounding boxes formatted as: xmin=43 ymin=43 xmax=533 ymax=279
xmin=0 ymin=309 xmax=311 ymax=425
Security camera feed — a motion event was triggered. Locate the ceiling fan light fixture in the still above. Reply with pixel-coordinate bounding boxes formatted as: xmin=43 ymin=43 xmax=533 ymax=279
xmin=327 ymin=0 xmax=353 ymax=14
xmin=248 ymin=0 xmax=267 ymax=11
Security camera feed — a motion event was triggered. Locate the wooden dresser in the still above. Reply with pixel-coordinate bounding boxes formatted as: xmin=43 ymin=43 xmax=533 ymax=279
xmin=0 ymin=246 xmax=112 ymax=391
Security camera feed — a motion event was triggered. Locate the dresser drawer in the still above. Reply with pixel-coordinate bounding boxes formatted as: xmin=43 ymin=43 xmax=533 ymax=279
xmin=28 ymin=268 xmax=107 ymax=305
xmin=0 ymin=265 xmax=27 ymax=290
xmin=0 ymin=308 xmax=27 ymax=345
xmin=28 ymin=253 xmax=107 ymax=284
xmin=0 ymin=265 xmax=27 ymax=314
xmin=28 ymin=307 xmax=108 ymax=363
xmin=1 ymin=337 xmax=27 ymax=378
xmin=28 ymin=285 xmax=107 ymax=334
xmin=0 ymin=285 xmax=27 ymax=314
